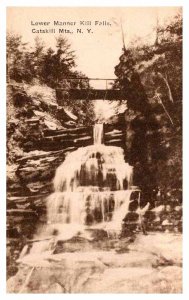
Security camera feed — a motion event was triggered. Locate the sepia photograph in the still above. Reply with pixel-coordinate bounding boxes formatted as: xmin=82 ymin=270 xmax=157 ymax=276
xmin=6 ymin=6 xmax=182 ymax=293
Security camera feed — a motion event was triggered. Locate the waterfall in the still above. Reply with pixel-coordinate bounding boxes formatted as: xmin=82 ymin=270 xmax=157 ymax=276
xmin=22 ymin=123 xmax=136 ymax=257
xmin=47 ymin=123 xmax=134 ymax=230
xmin=93 ymin=123 xmax=103 ymax=144
xmin=48 ymin=144 xmax=133 ymax=227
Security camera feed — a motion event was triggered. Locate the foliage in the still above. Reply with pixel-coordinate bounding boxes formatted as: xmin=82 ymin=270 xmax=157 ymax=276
xmin=114 ymin=13 xmax=182 ymax=199
xmin=7 ymin=33 xmax=34 ymax=82
xmin=40 ymin=36 xmax=75 ymax=88
xmin=6 ymin=33 xmax=94 ymax=126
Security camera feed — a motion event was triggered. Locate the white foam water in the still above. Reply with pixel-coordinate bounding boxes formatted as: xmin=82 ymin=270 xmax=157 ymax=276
xmin=21 ymin=124 xmax=136 ymax=256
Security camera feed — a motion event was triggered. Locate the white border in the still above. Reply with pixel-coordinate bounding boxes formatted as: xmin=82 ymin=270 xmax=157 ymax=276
xmin=0 ymin=0 xmax=188 ymax=299
xmin=0 ymin=0 xmax=187 ymax=7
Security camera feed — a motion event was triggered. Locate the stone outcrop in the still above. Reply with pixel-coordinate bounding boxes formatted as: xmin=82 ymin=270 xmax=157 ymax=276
xmin=7 ymin=233 xmax=182 ymax=293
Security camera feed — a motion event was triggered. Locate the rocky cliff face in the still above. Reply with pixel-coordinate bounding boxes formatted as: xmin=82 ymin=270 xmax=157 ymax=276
xmin=6 ymin=82 xmax=94 ymax=276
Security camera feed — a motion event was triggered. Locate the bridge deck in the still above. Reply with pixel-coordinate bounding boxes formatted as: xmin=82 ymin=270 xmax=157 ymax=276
xmin=56 ymin=89 xmax=126 ymax=100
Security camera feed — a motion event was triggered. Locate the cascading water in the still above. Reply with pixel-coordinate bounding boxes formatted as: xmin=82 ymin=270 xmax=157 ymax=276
xmin=47 ymin=123 xmax=133 ymax=231
xmin=93 ymin=123 xmax=104 ymax=144
xmin=20 ymin=123 xmax=135 ymax=258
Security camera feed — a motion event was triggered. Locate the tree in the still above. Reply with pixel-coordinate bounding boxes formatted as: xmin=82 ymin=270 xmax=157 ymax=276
xmin=7 ymin=33 xmax=95 ymax=126
xmin=113 ymin=12 xmax=182 ymax=204
xmin=7 ymin=32 xmax=36 ymax=83
xmin=32 ymin=36 xmax=45 ymax=80
xmin=41 ymin=36 xmax=76 ymax=88
xmin=7 ymin=33 xmax=25 ymax=82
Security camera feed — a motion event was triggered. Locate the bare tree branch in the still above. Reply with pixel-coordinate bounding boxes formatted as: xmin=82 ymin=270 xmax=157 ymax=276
xmin=158 ymin=72 xmax=174 ymax=103
xmin=154 ymin=90 xmax=174 ymax=126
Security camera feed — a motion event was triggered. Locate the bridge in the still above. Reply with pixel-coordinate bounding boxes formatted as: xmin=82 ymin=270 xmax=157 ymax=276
xmin=56 ymin=78 xmax=126 ymax=101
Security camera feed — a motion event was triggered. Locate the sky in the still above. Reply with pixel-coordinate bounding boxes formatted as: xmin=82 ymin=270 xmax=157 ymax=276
xmin=7 ymin=7 xmax=180 ymax=88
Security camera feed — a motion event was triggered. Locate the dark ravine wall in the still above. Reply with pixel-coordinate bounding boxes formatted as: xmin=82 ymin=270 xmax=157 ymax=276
xmin=124 ymin=109 xmax=159 ymax=205
xmin=122 ymin=96 xmax=182 ymax=210
xmin=113 ymin=13 xmax=182 ymax=208
xmin=114 ymin=44 xmax=182 ymax=209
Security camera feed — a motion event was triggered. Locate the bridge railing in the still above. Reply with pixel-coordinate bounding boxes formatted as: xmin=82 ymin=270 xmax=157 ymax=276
xmin=55 ymin=77 xmax=126 ymax=101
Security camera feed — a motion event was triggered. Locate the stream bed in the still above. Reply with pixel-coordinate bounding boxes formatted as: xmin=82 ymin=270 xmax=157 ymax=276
xmin=7 ymin=232 xmax=182 ymax=293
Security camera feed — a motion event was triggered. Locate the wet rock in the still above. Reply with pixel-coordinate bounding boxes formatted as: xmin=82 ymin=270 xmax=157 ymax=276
xmin=7 ymin=233 xmax=182 ymax=293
